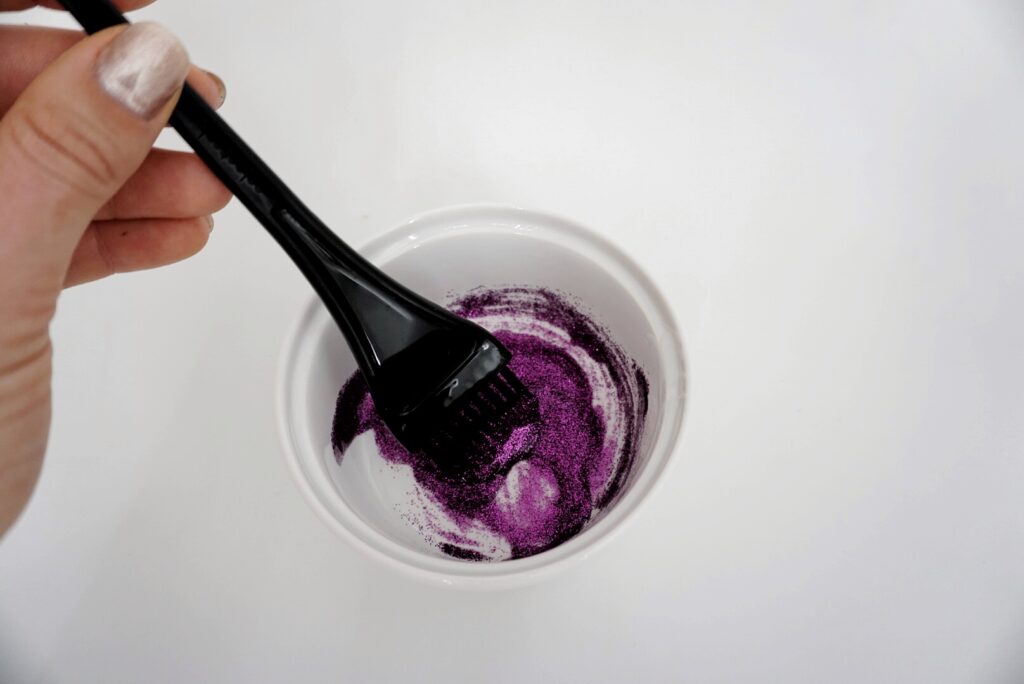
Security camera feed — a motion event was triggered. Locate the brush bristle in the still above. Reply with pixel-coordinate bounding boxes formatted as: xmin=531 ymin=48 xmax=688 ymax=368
xmin=422 ymin=366 xmax=538 ymax=481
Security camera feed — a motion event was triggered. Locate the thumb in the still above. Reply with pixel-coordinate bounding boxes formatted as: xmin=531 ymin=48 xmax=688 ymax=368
xmin=0 ymin=23 xmax=189 ymax=536
xmin=0 ymin=22 xmax=189 ymax=301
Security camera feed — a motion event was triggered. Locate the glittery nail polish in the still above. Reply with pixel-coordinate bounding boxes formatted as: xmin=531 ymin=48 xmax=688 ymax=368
xmin=96 ymin=23 xmax=189 ymax=119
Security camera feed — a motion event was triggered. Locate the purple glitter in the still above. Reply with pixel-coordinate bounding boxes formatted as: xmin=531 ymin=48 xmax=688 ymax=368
xmin=331 ymin=287 xmax=648 ymax=561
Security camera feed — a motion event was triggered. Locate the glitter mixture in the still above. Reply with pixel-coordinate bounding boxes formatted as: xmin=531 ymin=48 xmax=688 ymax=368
xmin=331 ymin=287 xmax=648 ymax=560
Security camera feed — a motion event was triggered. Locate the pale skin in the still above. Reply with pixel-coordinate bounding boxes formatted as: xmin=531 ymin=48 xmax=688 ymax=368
xmin=0 ymin=1 xmax=231 ymax=535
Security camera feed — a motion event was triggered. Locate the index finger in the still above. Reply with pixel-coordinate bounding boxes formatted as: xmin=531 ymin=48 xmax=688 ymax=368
xmin=0 ymin=0 xmax=154 ymax=11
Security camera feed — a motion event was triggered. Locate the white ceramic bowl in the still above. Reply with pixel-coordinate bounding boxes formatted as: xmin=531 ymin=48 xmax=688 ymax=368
xmin=277 ymin=205 xmax=685 ymax=588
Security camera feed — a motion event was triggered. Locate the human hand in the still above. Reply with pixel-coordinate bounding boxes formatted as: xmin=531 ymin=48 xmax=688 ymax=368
xmin=0 ymin=1 xmax=231 ymax=535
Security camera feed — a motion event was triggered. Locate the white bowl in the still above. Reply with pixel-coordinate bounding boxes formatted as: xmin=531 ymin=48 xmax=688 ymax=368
xmin=276 ymin=205 xmax=686 ymax=588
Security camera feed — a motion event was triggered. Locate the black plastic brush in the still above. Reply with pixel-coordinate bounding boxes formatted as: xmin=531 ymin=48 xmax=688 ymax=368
xmin=58 ymin=0 xmax=536 ymax=479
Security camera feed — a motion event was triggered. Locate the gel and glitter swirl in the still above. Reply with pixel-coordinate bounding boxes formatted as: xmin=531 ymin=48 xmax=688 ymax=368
xmin=331 ymin=287 xmax=648 ymax=560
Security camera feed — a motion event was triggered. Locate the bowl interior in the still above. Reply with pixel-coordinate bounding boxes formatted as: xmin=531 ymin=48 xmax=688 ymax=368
xmin=280 ymin=206 xmax=685 ymax=582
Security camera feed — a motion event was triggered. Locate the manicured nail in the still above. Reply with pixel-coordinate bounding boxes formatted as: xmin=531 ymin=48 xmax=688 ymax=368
xmin=96 ymin=23 xmax=189 ymax=119
xmin=204 ymin=215 xmax=214 ymax=232
xmin=204 ymin=69 xmax=227 ymax=107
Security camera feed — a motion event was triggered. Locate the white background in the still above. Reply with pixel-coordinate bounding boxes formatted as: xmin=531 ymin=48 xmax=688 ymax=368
xmin=2 ymin=1 xmax=1023 ymax=682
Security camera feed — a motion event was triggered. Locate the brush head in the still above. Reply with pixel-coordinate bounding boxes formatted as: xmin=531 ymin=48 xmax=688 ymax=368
xmin=375 ymin=331 xmax=539 ymax=483
xmin=420 ymin=364 xmax=541 ymax=483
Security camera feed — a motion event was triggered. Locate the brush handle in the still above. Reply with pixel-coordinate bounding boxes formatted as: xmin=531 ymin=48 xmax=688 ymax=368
xmin=57 ymin=0 xmax=463 ymax=383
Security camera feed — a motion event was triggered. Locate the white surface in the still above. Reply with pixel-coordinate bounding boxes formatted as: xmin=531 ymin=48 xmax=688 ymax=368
xmin=278 ymin=206 xmax=686 ymax=582
xmin=1 ymin=1 xmax=1023 ymax=682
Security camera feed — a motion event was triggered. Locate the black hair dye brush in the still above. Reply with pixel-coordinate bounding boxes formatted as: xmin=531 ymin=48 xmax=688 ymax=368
xmin=58 ymin=0 xmax=537 ymax=480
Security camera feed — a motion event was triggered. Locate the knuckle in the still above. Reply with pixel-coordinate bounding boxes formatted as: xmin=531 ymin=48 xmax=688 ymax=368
xmin=2 ymin=102 xmax=120 ymax=200
xmin=0 ymin=332 xmax=52 ymax=392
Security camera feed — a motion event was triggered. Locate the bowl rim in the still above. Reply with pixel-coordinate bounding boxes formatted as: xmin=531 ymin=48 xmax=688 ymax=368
xmin=276 ymin=204 xmax=687 ymax=589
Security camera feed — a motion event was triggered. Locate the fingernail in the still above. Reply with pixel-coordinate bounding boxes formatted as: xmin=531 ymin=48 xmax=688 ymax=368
xmin=96 ymin=22 xmax=189 ymax=119
xmin=205 ymin=215 xmax=214 ymax=232
xmin=204 ymin=69 xmax=227 ymax=107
